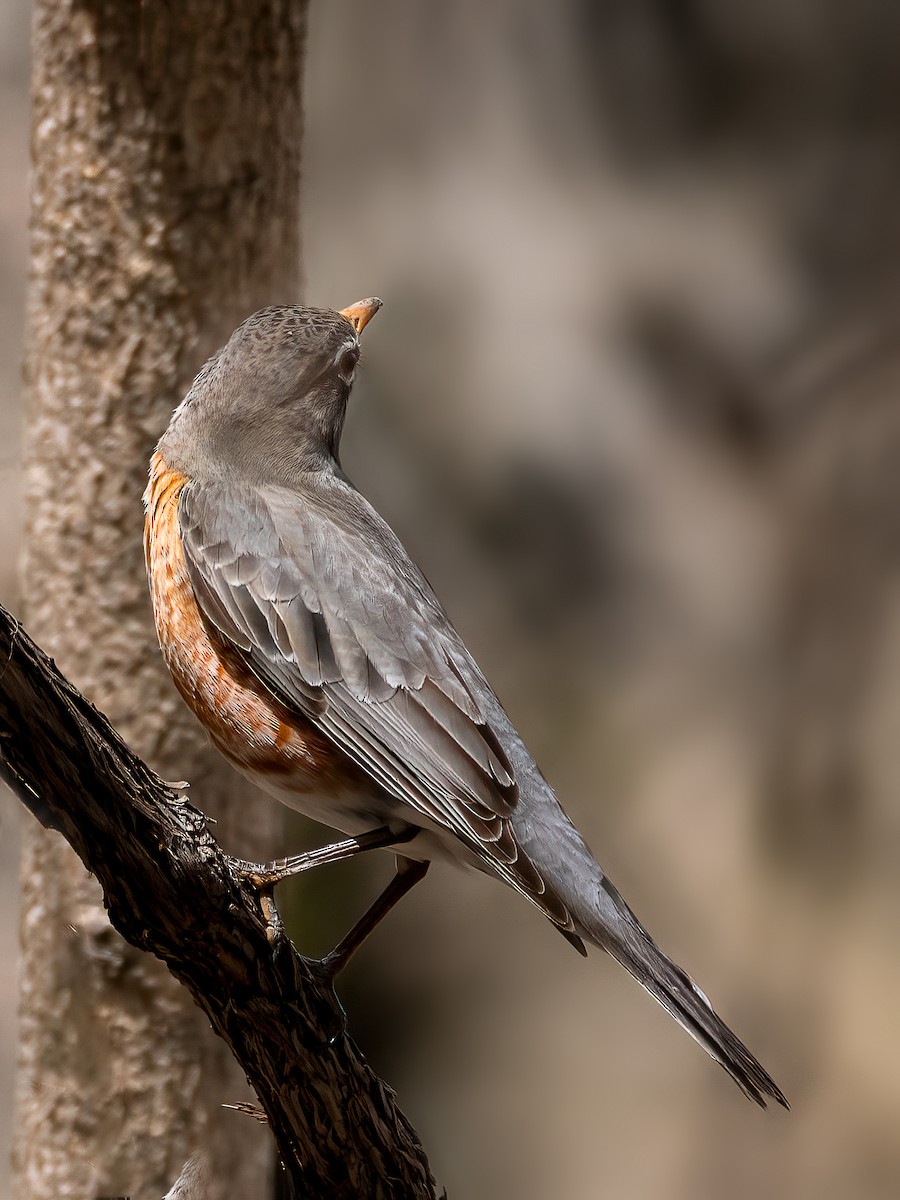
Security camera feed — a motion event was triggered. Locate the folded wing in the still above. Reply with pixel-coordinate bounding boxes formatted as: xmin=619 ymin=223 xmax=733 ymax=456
xmin=179 ymin=476 xmax=579 ymax=936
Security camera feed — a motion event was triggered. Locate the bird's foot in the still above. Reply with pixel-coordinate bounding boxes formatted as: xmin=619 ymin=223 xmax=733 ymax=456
xmin=230 ymin=851 xmax=327 ymax=889
xmin=228 ymin=826 xmax=415 ymax=889
xmin=311 ymin=947 xmax=345 ymax=985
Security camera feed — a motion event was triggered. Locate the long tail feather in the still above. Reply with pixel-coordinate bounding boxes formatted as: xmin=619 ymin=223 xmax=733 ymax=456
xmin=583 ymin=878 xmax=789 ymax=1109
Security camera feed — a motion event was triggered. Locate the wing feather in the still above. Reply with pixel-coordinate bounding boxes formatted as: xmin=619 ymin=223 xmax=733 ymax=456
xmin=178 ymin=476 xmax=576 ymax=932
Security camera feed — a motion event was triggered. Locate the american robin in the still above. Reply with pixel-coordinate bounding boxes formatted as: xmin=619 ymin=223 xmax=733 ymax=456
xmin=145 ymin=298 xmax=787 ymax=1108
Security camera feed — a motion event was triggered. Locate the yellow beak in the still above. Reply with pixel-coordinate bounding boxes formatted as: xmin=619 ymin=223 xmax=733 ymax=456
xmin=339 ymin=297 xmax=383 ymax=335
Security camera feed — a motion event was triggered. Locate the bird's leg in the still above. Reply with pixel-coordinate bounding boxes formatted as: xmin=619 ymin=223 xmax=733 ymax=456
xmin=230 ymin=826 xmax=413 ymax=888
xmin=317 ymin=858 xmax=429 ymax=980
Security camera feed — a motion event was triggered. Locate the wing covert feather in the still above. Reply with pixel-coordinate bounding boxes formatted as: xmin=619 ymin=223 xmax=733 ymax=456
xmin=178 ymin=477 xmax=576 ymax=931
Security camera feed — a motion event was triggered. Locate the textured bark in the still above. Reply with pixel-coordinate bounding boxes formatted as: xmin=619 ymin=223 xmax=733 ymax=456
xmin=17 ymin=3 xmax=307 ymax=1198
xmin=0 ymin=605 xmax=438 ymax=1199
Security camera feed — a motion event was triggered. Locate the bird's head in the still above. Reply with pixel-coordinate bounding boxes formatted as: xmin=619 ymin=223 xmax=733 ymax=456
xmin=159 ymin=298 xmax=382 ymax=483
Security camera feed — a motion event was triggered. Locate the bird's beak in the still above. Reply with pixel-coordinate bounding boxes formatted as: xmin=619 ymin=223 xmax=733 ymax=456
xmin=339 ymin=297 xmax=383 ymax=336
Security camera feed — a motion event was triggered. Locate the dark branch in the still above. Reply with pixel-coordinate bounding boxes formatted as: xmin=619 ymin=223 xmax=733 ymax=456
xmin=0 ymin=604 xmax=439 ymax=1200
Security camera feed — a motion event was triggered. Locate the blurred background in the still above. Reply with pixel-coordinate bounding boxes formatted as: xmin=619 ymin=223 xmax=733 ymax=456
xmin=3 ymin=1 xmax=900 ymax=1197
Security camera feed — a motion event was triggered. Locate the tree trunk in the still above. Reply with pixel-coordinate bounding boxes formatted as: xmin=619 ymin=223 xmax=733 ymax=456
xmin=15 ymin=4 xmax=306 ymax=1198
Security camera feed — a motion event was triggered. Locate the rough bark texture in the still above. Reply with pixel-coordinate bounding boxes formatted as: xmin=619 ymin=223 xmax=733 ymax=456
xmin=0 ymin=605 xmax=439 ymax=1199
xmin=18 ymin=3 xmax=307 ymax=1197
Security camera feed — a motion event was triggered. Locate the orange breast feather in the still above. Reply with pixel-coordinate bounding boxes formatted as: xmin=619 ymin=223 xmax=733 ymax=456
xmin=144 ymin=452 xmax=356 ymax=793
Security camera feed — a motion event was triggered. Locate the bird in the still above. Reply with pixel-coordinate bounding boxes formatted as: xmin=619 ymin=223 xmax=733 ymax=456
xmin=144 ymin=297 xmax=788 ymax=1109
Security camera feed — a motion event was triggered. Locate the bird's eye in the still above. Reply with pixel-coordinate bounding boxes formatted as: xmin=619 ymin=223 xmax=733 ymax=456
xmin=338 ymin=348 xmax=359 ymax=382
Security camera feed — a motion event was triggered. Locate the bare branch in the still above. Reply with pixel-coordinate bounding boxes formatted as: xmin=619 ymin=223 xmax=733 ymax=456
xmin=0 ymin=603 xmax=438 ymax=1200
